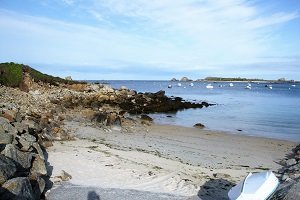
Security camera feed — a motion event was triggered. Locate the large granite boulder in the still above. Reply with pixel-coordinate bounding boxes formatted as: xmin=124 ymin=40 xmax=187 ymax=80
xmin=30 ymin=155 xmax=47 ymax=175
xmin=0 ymin=177 xmax=34 ymax=200
xmin=2 ymin=144 xmax=34 ymax=169
xmin=0 ymin=154 xmax=17 ymax=184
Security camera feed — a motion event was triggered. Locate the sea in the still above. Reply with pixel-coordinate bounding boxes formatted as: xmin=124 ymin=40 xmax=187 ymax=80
xmin=90 ymin=80 xmax=300 ymax=142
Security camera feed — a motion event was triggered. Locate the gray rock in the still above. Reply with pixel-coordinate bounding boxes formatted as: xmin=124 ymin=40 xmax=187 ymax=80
xmin=0 ymin=125 xmax=5 ymax=134
xmin=15 ymin=111 xmax=22 ymax=123
xmin=0 ymin=132 xmax=14 ymax=144
xmin=30 ymin=175 xmax=46 ymax=199
xmin=272 ymin=179 xmax=300 ymax=200
xmin=0 ymin=154 xmax=17 ymax=184
xmin=16 ymin=133 xmax=37 ymax=151
xmin=3 ymin=144 xmax=34 ymax=169
xmin=30 ymin=155 xmax=47 ymax=175
xmin=286 ymin=159 xmax=297 ymax=166
xmin=0 ymin=177 xmax=34 ymax=200
xmin=281 ymin=174 xmax=289 ymax=181
xmin=140 ymin=114 xmax=153 ymax=122
xmin=59 ymin=170 xmax=72 ymax=181
xmin=289 ymin=163 xmax=300 ymax=171
xmin=0 ymin=117 xmax=17 ymax=135
xmin=32 ymin=142 xmax=45 ymax=160
xmin=194 ymin=123 xmax=205 ymax=128
xmin=21 ymin=133 xmax=36 ymax=143
xmin=13 ymin=122 xmax=28 ymax=134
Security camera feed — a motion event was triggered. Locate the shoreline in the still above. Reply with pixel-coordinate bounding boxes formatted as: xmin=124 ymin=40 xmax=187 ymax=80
xmin=46 ymin=121 xmax=297 ymax=199
xmin=159 ymin=123 xmax=299 ymax=143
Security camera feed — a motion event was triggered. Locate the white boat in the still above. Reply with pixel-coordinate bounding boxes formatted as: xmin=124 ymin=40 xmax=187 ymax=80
xmin=291 ymin=84 xmax=296 ymax=87
xmin=189 ymin=83 xmax=194 ymax=87
xmin=206 ymin=84 xmax=213 ymax=89
xmin=245 ymin=85 xmax=251 ymax=89
xmin=177 ymin=83 xmax=182 ymax=87
xmin=228 ymin=171 xmax=279 ymax=200
xmin=268 ymin=85 xmax=272 ymax=89
xmin=229 ymin=83 xmax=234 ymax=87
xmin=168 ymin=84 xmax=172 ymax=88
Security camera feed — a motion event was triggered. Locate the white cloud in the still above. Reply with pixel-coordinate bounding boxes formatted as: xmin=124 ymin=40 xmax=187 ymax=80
xmin=0 ymin=0 xmax=299 ymax=79
xmin=61 ymin=0 xmax=74 ymax=6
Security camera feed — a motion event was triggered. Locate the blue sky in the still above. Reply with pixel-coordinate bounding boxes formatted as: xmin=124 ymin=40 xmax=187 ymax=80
xmin=0 ymin=0 xmax=300 ymax=80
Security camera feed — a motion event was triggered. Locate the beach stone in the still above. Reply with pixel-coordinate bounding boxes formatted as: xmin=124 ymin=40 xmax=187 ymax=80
xmin=56 ymin=170 xmax=72 ymax=181
xmin=140 ymin=114 xmax=153 ymax=121
xmin=0 ymin=177 xmax=34 ymax=200
xmin=0 ymin=154 xmax=17 ymax=184
xmin=0 ymin=132 xmax=14 ymax=144
xmin=30 ymin=155 xmax=47 ymax=175
xmin=3 ymin=144 xmax=34 ymax=169
xmin=213 ymin=173 xmax=231 ymax=179
xmin=286 ymin=159 xmax=297 ymax=166
xmin=194 ymin=123 xmax=205 ymax=128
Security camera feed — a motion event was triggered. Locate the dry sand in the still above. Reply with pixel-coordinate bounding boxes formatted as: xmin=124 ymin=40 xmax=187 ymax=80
xmin=46 ymin=121 xmax=296 ymax=199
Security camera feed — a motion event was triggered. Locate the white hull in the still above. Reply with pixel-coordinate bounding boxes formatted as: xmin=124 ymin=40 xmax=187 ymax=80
xmin=228 ymin=171 xmax=279 ymax=200
xmin=206 ymin=84 xmax=213 ymax=89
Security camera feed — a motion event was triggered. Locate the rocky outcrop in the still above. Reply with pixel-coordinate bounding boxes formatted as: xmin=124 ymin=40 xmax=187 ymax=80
xmin=180 ymin=77 xmax=192 ymax=82
xmin=272 ymin=144 xmax=300 ymax=199
xmin=0 ymin=100 xmax=53 ymax=199
xmin=194 ymin=123 xmax=205 ymax=129
xmin=277 ymin=144 xmax=300 ymax=182
xmin=170 ymin=78 xmax=178 ymax=81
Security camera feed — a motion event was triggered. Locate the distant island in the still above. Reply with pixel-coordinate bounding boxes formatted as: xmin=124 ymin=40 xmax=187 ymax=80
xmin=171 ymin=76 xmax=298 ymax=83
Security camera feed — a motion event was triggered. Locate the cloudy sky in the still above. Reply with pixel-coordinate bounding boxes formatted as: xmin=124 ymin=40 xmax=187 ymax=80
xmin=0 ymin=0 xmax=299 ymax=80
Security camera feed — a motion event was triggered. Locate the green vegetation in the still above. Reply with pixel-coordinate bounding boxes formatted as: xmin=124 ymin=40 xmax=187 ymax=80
xmin=0 ymin=62 xmax=23 ymax=87
xmin=204 ymin=77 xmax=265 ymax=82
xmin=0 ymin=62 xmax=80 ymax=87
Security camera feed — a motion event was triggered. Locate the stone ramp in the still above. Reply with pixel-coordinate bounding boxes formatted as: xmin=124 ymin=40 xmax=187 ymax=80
xmin=47 ymin=183 xmax=201 ymax=200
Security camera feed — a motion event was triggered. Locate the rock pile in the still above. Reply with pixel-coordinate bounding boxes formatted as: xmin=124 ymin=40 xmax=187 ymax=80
xmin=0 ymin=115 xmax=47 ymax=199
xmin=278 ymin=144 xmax=300 ymax=182
xmin=271 ymin=144 xmax=300 ymax=200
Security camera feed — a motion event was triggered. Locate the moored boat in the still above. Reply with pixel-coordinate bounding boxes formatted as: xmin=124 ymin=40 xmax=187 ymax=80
xmin=206 ymin=84 xmax=213 ymax=89
xmin=228 ymin=171 xmax=279 ymax=200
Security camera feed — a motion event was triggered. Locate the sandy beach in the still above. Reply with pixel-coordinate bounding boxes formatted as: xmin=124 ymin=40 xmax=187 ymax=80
xmin=46 ymin=121 xmax=296 ymax=199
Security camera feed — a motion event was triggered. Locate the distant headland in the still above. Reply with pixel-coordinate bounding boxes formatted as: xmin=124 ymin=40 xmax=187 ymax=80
xmin=171 ymin=76 xmax=298 ymax=83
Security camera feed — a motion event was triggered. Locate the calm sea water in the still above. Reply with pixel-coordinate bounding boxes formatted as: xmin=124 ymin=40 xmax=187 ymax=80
xmin=92 ymin=80 xmax=300 ymax=141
